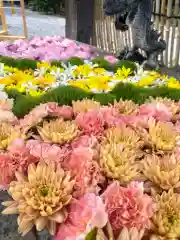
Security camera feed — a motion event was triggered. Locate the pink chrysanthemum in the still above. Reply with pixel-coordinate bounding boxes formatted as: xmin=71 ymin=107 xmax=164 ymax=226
xmin=75 ymin=110 xmax=104 ymax=136
xmin=0 ymin=99 xmax=17 ymax=123
xmin=102 ymin=181 xmax=155 ymax=234
xmin=55 ymin=193 xmax=108 ymax=240
xmin=0 ymin=139 xmax=38 ymax=187
xmin=49 ymin=105 xmax=74 ymax=119
xmin=64 ymin=146 xmax=105 ymax=198
xmin=124 ymin=115 xmax=150 ymax=128
xmin=26 ymin=139 xmax=70 ymax=164
xmin=138 ymin=102 xmax=172 ymax=122
xmin=99 ymin=106 xmax=125 ymax=127
xmin=19 ymin=102 xmax=73 ymax=130
xmin=71 ymin=135 xmax=98 ymax=149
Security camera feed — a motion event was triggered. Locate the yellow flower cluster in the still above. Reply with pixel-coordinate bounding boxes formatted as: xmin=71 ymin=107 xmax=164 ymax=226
xmin=0 ymin=61 xmax=180 ymax=96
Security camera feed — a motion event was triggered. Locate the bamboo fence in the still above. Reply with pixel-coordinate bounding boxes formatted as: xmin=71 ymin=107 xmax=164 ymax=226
xmin=93 ymin=0 xmax=180 ymax=67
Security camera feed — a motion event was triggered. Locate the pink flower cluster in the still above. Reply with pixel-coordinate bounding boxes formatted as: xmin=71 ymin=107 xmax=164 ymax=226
xmin=0 ymin=37 xmax=117 ymax=62
xmin=2 ymin=98 xmax=178 ymax=239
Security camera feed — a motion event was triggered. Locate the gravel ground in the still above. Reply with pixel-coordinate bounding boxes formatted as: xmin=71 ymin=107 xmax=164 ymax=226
xmin=3 ymin=6 xmax=65 ymax=38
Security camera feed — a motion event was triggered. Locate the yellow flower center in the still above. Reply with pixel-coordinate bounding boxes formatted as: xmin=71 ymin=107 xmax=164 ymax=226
xmin=168 ymin=214 xmax=177 ymax=225
xmin=39 ymin=185 xmax=49 ymax=197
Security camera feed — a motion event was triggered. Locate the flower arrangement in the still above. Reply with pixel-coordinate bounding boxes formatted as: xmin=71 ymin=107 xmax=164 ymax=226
xmin=0 ymin=37 xmax=99 ymax=61
xmin=0 ymin=60 xmax=180 ymax=98
xmin=1 ymin=97 xmax=180 ymax=239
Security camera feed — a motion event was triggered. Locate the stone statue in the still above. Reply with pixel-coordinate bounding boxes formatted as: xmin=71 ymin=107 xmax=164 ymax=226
xmin=103 ymin=0 xmax=166 ymax=68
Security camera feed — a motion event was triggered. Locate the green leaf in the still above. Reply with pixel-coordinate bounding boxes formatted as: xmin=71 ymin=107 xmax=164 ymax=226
xmin=85 ymin=228 xmax=97 ymax=240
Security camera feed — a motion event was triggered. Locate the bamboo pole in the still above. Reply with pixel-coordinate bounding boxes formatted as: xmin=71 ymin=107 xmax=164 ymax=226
xmin=173 ymin=0 xmax=180 ymax=66
xmin=20 ymin=0 xmax=28 ymax=38
xmin=164 ymin=0 xmax=173 ymax=66
xmin=0 ymin=0 xmax=27 ymax=40
xmin=159 ymin=0 xmax=166 ymax=64
xmin=0 ymin=0 xmax=8 ymax=33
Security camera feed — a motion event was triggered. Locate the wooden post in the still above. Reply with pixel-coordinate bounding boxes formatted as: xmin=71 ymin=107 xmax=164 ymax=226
xmin=65 ymin=0 xmax=77 ymax=40
xmin=76 ymin=0 xmax=95 ymax=44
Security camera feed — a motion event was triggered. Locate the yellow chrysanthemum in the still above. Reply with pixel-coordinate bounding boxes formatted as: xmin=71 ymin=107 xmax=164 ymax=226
xmin=1 ymin=72 xmax=34 ymax=86
xmin=37 ymin=62 xmax=51 ymax=69
xmin=136 ymin=76 xmax=155 ymax=87
xmin=6 ymin=84 xmax=26 ymax=93
xmin=37 ymin=118 xmax=80 ymax=144
xmin=68 ymin=79 xmax=90 ymax=92
xmin=0 ymin=123 xmax=26 ymax=149
xmin=0 ymin=76 xmax=15 ymax=85
xmin=93 ymin=67 xmax=106 ymax=75
xmin=100 ymin=142 xmax=138 ymax=183
xmin=28 ymin=89 xmax=45 ymax=97
xmin=148 ymin=119 xmax=177 ymax=152
xmin=103 ymin=126 xmax=143 ymax=151
xmin=2 ymin=161 xmax=75 ymax=236
xmin=73 ymin=64 xmax=92 ymax=78
xmin=167 ymin=77 xmax=180 ymax=89
xmin=152 ymin=189 xmax=180 ymax=238
xmin=116 ymin=66 xmax=132 ymax=78
xmin=114 ymin=99 xmax=138 ymax=115
xmin=142 ymin=154 xmax=180 ymax=190
xmin=87 ymin=76 xmax=111 ymax=91
xmin=34 ymin=74 xmax=56 ymax=86
xmin=4 ymin=66 xmax=18 ymax=73
xmin=72 ymin=99 xmax=100 ymax=114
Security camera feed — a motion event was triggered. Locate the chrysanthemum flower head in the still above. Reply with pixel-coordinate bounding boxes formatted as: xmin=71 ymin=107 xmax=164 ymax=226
xmin=75 ymin=109 xmax=104 ymax=136
xmin=148 ymin=119 xmax=177 ymax=152
xmin=152 ymin=189 xmax=180 ymax=238
xmin=103 ymin=126 xmax=143 ymax=151
xmin=2 ymin=161 xmax=75 ymax=236
xmin=72 ymin=99 xmax=100 ymax=115
xmin=0 ymin=139 xmax=38 ymax=187
xmin=138 ymin=101 xmax=172 ymax=122
xmin=55 ymin=193 xmax=108 ymax=240
xmin=102 ymin=181 xmax=155 ymax=234
xmin=143 ymin=154 xmax=180 ymax=190
xmin=116 ymin=227 xmax=145 ymax=240
xmin=0 ymin=123 xmax=26 ymax=150
xmin=64 ymin=146 xmax=105 ymax=198
xmin=100 ymin=143 xmax=138 ymax=183
xmin=114 ymin=99 xmax=138 ymax=115
xmin=19 ymin=102 xmax=73 ymax=131
xmin=37 ymin=118 xmax=80 ymax=144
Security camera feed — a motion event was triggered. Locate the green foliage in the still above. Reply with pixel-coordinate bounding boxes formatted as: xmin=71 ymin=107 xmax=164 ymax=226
xmin=8 ymin=82 xmax=180 ymax=118
xmin=5 ymin=88 xmax=25 ymax=100
xmin=11 ymin=86 xmax=92 ymax=117
xmin=67 ymin=57 xmax=85 ymax=66
xmin=28 ymin=0 xmax=64 ymax=14
xmin=0 ymin=56 xmax=37 ymax=70
xmin=85 ymin=228 xmax=97 ymax=240
xmin=112 ymin=83 xmax=180 ymax=103
xmin=12 ymin=95 xmax=41 ymax=118
xmin=93 ymin=93 xmax=116 ymax=105
xmin=0 ymin=55 xmax=136 ymax=73
xmin=2 ymin=55 xmax=179 ymax=118
xmin=92 ymin=58 xmax=137 ymax=73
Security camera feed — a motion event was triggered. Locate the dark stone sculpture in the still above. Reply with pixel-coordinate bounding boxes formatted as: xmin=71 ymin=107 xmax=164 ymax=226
xmin=103 ymin=0 xmax=166 ymax=68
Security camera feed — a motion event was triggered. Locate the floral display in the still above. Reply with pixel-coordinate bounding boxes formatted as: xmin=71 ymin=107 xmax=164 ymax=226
xmin=1 ymin=97 xmax=180 ymax=239
xmin=0 ymin=37 xmax=99 ymax=61
xmin=0 ymin=60 xmax=180 ymax=97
